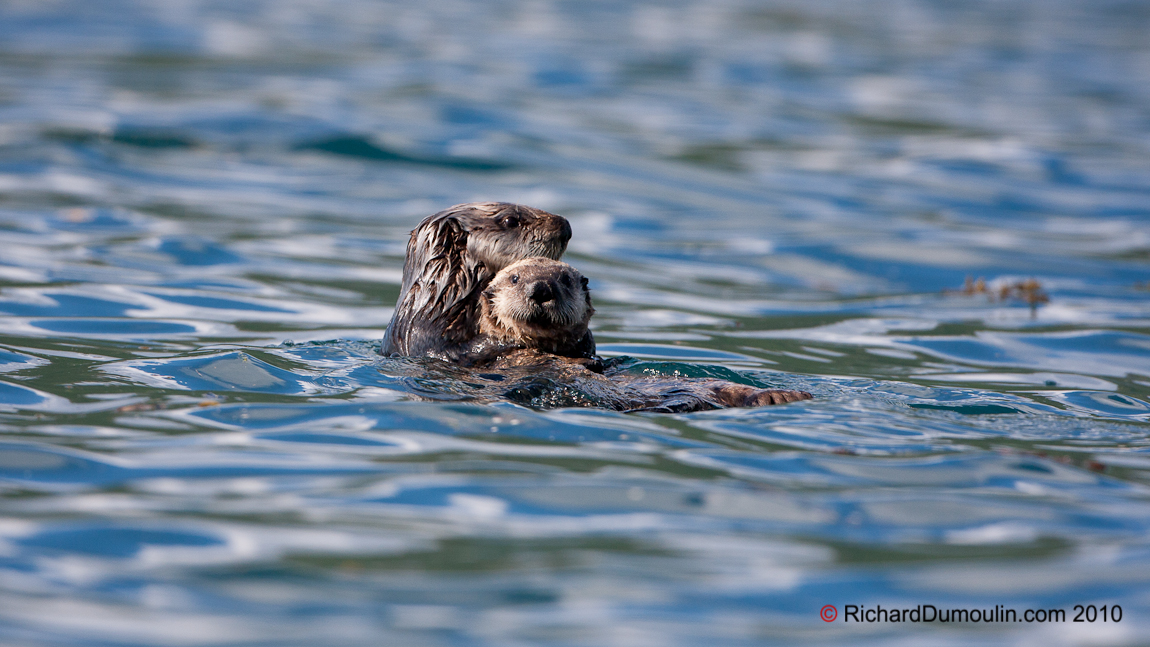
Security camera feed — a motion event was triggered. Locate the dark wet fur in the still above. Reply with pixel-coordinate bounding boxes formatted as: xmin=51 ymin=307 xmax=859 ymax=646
xmin=380 ymin=202 xmax=572 ymax=360
xmin=379 ymin=352 xmax=811 ymax=412
xmin=484 ymin=350 xmax=811 ymax=412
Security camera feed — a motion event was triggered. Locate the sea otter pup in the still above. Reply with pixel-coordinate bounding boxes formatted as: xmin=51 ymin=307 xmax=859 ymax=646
xmin=380 ymin=202 xmax=572 ymax=360
xmin=471 ymin=256 xmax=596 ymax=361
xmin=468 ymin=257 xmax=812 ymax=411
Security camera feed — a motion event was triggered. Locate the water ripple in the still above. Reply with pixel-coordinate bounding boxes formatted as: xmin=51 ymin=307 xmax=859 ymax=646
xmin=1 ymin=0 xmax=1149 ymax=644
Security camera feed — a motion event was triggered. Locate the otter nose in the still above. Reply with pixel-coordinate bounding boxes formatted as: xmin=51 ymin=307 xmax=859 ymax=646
xmin=526 ymin=280 xmax=555 ymax=304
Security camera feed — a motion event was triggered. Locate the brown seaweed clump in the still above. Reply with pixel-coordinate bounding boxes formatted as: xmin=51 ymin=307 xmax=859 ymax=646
xmin=947 ymin=276 xmax=1050 ymax=316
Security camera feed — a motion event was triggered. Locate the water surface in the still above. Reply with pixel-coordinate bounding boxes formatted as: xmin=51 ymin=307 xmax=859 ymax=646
xmin=1 ymin=1 xmax=1149 ymax=645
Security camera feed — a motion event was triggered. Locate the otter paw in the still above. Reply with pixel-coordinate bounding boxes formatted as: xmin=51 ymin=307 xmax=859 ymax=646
xmin=570 ymin=357 xmax=605 ymax=373
xmin=710 ymin=384 xmax=813 ymax=408
xmin=744 ymin=389 xmax=813 ymax=406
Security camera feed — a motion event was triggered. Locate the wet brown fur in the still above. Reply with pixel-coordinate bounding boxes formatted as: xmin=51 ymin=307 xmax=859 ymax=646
xmin=476 ymin=257 xmax=596 ymax=359
xmin=380 ymin=202 xmax=572 ymax=359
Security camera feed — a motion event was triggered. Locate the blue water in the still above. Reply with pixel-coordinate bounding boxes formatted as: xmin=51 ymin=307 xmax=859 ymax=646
xmin=1 ymin=1 xmax=1149 ymax=645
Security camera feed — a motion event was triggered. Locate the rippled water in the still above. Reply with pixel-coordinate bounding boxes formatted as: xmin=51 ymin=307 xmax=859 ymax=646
xmin=2 ymin=1 xmax=1149 ymax=645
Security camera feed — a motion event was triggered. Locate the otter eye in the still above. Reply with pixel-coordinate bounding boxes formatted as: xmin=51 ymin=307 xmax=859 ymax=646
xmin=500 ymin=215 xmax=520 ymax=228
xmin=560 ymin=275 xmax=572 ymax=287
xmin=510 ymin=275 xmax=519 ymax=284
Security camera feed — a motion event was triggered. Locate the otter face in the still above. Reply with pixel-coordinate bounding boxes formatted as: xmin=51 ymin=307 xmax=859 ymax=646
xmin=462 ymin=203 xmax=572 ymax=273
xmin=382 ymin=202 xmax=573 ymax=358
xmin=481 ymin=257 xmax=593 ymax=348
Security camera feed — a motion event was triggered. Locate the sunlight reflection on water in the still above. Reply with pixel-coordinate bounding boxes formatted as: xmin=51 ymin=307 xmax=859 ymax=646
xmin=1 ymin=0 xmax=1149 ymax=645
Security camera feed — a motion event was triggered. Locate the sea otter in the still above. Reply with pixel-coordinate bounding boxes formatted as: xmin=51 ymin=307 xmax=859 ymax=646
xmin=471 ymin=256 xmax=596 ymax=361
xmin=465 ymin=257 xmax=812 ymax=411
xmin=380 ymin=202 xmax=572 ymax=360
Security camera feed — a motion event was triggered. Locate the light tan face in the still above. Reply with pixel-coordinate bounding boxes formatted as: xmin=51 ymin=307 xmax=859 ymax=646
xmin=481 ymin=257 xmax=592 ymax=342
xmin=463 ymin=203 xmax=572 ymax=273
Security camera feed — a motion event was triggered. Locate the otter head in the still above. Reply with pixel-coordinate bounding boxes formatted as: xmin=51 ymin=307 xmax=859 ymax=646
xmin=381 ymin=202 xmax=573 ymax=358
xmin=460 ymin=203 xmax=572 ymax=273
xmin=479 ymin=257 xmax=596 ymax=358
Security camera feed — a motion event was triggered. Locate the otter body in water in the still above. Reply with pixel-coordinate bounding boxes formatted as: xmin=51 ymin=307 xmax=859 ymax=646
xmin=381 ymin=202 xmax=572 ymax=360
xmin=462 ymin=257 xmax=812 ymax=412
